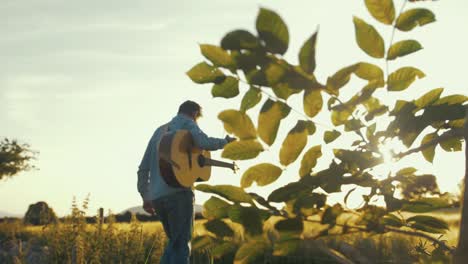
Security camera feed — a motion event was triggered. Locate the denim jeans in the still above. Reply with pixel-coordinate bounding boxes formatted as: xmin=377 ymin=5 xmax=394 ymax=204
xmin=152 ymin=190 xmax=194 ymax=264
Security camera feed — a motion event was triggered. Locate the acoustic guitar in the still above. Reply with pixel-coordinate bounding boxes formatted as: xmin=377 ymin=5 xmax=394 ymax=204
xmin=158 ymin=130 xmax=237 ymax=188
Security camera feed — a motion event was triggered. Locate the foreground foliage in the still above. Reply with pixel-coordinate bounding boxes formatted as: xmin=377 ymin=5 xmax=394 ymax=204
xmin=187 ymin=0 xmax=466 ymax=263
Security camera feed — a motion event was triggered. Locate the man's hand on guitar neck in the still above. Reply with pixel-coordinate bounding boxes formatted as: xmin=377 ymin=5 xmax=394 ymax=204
xmin=143 ymin=200 xmax=155 ymax=215
xmin=224 ymin=135 xmax=237 ymax=144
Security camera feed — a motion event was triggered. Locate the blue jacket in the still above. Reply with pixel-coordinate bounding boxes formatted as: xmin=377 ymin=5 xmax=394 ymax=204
xmin=137 ymin=114 xmax=227 ymax=200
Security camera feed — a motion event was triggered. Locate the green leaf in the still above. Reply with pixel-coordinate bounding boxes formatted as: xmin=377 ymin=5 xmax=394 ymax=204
xmin=381 ymin=214 xmax=404 ymax=227
xmin=324 ymin=130 xmax=341 ymax=144
xmin=200 ymin=44 xmax=235 ymax=68
xmin=234 ymin=239 xmax=269 ymax=264
xmin=256 ymin=8 xmax=289 ymax=54
xmin=221 ymin=30 xmax=260 ymax=50
xmin=294 ymin=192 xmax=327 ymax=216
xmin=222 ymin=140 xmax=263 ymax=160
xmin=240 ymin=86 xmax=262 ymax=112
xmin=421 ymin=132 xmax=437 ymax=163
xmin=396 ymin=8 xmax=436 ymax=32
xmin=273 ymin=238 xmax=301 ymax=256
xmin=187 ymin=62 xmax=225 ymax=84
xmin=241 ymin=163 xmax=283 ymax=188
xmin=440 ymin=137 xmax=462 ymax=152
xmin=212 ymin=76 xmax=240 ymax=98
xmin=211 ymin=242 xmax=238 ymax=259
xmin=414 ymin=88 xmax=444 ymax=109
xmin=195 ymin=184 xmax=253 ymax=203
xmin=274 ymin=217 xmax=304 ymax=234
xmin=303 ymin=89 xmax=323 ymax=118
xmin=365 ymin=0 xmax=395 ymax=25
xmin=434 ymin=94 xmax=468 ymax=106
xmin=204 ymin=219 xmax=234 ymax=237
xmin=279 ymin=121 xmax=309 ymax=166
xmin=326 ymin=64 xmax=359 ymax=93
xmin=202 ymin=196 xmax=231 ymax=219
xmin=387 ymin=67 xmax=425 ymax=91
xmin=218 ymin=109 xmax=257 ymax=139
xmin=305 ymin=121 xmax=317 ymax=135
xmin=387 ymin=40 xmax=423 ymax=61
xmin=228 ymin=205 xmax=267 ymax=236
xmin=407 ymin=215 xmax=449 ymax=234
xmin=353 ymin=16 xmax=385 ymax=58
xmin=299 ymin=145 xmax=322 ymax=178
xmin=299 ymin=31 xmax=318 ymax=74
xmin=258 ymin=100 xmax=290 ymax=145
xmin=191 ymin=235 xmax=215 ymax=252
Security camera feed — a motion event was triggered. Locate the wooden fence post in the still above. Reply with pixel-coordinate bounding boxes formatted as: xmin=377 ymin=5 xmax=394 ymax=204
xmin=99 ymin=207 xmax=104 ymax=224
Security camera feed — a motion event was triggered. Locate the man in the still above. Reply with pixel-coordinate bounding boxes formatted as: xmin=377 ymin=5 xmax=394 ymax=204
xmin=137 ymin=100 xmax=235 ymax=264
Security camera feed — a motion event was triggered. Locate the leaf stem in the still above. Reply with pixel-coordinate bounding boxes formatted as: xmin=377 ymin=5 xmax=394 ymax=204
xmin=385 ymin=0 xmax=408 ymax=80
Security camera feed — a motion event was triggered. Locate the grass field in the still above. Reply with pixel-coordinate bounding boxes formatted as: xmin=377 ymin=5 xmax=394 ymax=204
xmin=0 ymin=209 xmax=461 ymax=264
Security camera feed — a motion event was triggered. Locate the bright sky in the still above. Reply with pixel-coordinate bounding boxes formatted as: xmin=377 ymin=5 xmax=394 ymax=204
xmin=1 ymin=0 xmax=467 ymax=216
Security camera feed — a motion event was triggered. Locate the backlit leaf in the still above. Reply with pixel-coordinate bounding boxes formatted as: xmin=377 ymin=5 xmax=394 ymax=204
xmin=421 ymin=132 xmax=437 ymax=163
xmin=355 ymin=62 xmax=384 ymax=83
xmin=381 ymin=214 xmax=404 ymax=227
xmin=280 ymin=121 xmax=309 ymax=166
xmin=234 ymin=239 xmax=269 ymax=264
xmin=258 ymin=100 xmax=290 ymax=145
xmin=434 ymin=94 xmax=468 ymax=106
xmin=241 ymin=163 xmax=283 ymax=188
xmin=240 ymin=86 xmax=262 ymax=112
xmin=196 ymin=184 xmax=252 ymax=203
xmin=218 ymin=109 xmax=257 ymax=139
xmin=273 ymin=238 xmax=301 ymax=256
xmin=324 ymin=130 xmax=341 ymax=144
xmin=200 ymin=44 xmax=235 ymax=68
xmin=365 ymin=0 xmax=395 ymax=25
xmin=274 ymin=217 xmax=304 ymax=234
xmin=202 ymin=196 xmax=231 ymax=219
xmin=321 ymin=204 xmax=343 ymax=226
xmin=187 ymin=62 xmax=225 ymax=84
xmin=407 ymin=215 xmax=449 ymax=234
xmin=299 ymin=145 xmax=322 ymax=177
xmin=440 ymin=137 xmax=462 ymax=152
xmin=221 ymin=30 xmax=260 ymax=50
xmin=256 ymin=8 xmax=289 ymax=54
xmin=212 ymin=76 xmax=240 ymax=98
xmin=353 ymin=16 xmax=385 ymax=58
xmin=387 ymin=40 xmax=423 ymax=60
xmin=402 ymin=198 xmax=451 ymax=213
xmin=396 ymin=167 xmax=417 ymax=176
xmin=299 ymin=31 xmax=318 ymax=74
xmin=387 ymin=67 xmax=425 ymax=91
xmin=414 ymin=88 xmax=443 ymax=109
xmin=303 ymin=89 xmax=323 ymax=118
xmin=396 ymin=8 xmax=436 ymax=32
xmin=326 ymin=64 xmax=359 ymax=92
xmin=222 ymin=140 xmax=263 ymax=160
xmin=229 ymin=205 xmax=267 ymax=236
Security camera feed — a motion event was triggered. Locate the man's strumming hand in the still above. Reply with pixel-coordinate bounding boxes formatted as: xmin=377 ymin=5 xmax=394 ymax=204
xmin=224 ymin=135 xmax=237 ymax=144
xmin=143 ymin=200 xmax=155 ymax=215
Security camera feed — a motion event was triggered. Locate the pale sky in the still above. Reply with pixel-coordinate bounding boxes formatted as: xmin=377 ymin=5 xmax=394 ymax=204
xmin=1 ymin=0 xmax=467 ymax=216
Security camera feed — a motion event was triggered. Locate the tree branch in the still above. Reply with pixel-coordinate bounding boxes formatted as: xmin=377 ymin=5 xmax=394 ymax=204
xmin=384 ymin=226 xmax=455 ymax=253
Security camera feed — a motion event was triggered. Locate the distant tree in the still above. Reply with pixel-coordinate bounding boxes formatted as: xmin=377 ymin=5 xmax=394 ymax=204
xmin=0 ymin=138 xmax=36 ymax=181
xmin=24 ymin=201 xmax=58 ymax=225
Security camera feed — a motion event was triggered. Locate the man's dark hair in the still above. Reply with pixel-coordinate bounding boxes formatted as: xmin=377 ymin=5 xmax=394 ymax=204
xmin=178 ymin=100 xmax=202 ymax=118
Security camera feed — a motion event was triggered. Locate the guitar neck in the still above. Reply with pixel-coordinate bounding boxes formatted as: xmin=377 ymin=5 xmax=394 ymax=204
xmin=198 ymin=155 xmax=236 ymax=171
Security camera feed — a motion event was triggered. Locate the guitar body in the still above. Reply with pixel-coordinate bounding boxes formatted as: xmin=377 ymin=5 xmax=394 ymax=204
xmin=159 ymin=130 xmax=211 ymax=188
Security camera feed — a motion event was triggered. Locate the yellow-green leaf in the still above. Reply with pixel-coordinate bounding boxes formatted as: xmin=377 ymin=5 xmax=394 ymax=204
xmin=240 ymin=86 xmax=262 ymax=112
xmin=221 ymin=30 xmax=260 ymax=50
xmin=241 ymin=163 xmax=283 ymax=188
xmin=195 ymin=184 xmax=253 ymax=203
xmin=355 ymin=62 xmax=384 ymax=84
xmin=212 ymin=76 xmax=239 ymax=98
xmin=396 ymin=8 xmax=436 ymax=32
xmin=434 ymin=95 xmax=468 ymax=106
xmin=234 ymin=239 xmax=269 ymax=264
xmin=200 ymin=44 xmax=235 ymax=68
xmin=387 ymin=40 xmax=423 ymax=60
xmin=299 ymin=145 xmax=322 ymax=177
xmin=365 ymin=0 xmax=395 ymax=25
xmin=187 ymin=62 xmax=225 ymax=84
xmin=256 ymin=8 xmax=289 ymax=55
xmin=326 ymin=64 xmax=359 ymax=93
xmin=258 ymin=100 xmax=290 ymax=145
xmin=414 ymin=88 xmax=443 ymax=109
xmin=218 ymin=109 xmax=257 ymax=139
xmin=353 ymin=16 xmax=385 ymax=58
xmin=299 ymin=31 xmax=318 ymax=74
xmin=279 ymin=121 xmax=308 ymax=166
xmin=202 ymin=196 xmax=231 ymax=219
xmin=222 ymin=140 xmax=263 ymax=160
xmin=387 ymin=67 xmax=425 ymax=91
xmin=440 ymin=137 xmax=462 ymax=152
xmin=303 ymin=89 xmax=323 ymax=118
xmin=324 ymin=130 xmax=341 ymax=144
xmin=204 ymin=219 xmax=234 ymax=237
xmin=421 ymin=132 xmax=437 ymax=163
